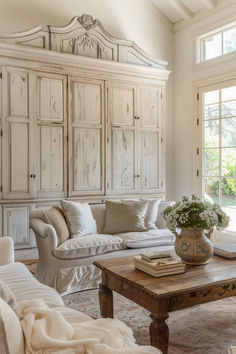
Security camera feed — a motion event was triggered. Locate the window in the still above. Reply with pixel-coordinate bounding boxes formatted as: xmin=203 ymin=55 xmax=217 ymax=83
xmin=198 ymin=80 xmax=236 ymax=233
xmin=198 ymin=22 xmax=236 ymax=63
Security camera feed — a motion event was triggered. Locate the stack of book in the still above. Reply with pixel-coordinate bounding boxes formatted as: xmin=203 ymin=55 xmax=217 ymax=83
xmin=213 ymin=243 xmax=236 ymax=259
xmin=134 ymin=253 xmax=186 ymax=277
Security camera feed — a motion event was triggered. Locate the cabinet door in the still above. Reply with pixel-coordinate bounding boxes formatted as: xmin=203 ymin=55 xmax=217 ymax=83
xmin=2 ymin=67 xmax=34 ymax=199
xmin=69 ymin=78 xmax=104 ymax=195
xmin=138 ymin=86 xmax=162 ymax=192
xmin=35 ymin=73 xmax=67 ymax=198
xmin=107 ymin=82 xmax=138 ymax=194
xmin=3 ymin=205 xmax=36 ymax=249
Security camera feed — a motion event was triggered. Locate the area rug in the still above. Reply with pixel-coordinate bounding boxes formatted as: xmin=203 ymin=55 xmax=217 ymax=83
xmin=63 ymin=289 xmax=236 ymax=354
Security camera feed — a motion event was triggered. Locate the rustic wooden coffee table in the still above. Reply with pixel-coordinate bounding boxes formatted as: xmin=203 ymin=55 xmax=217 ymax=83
xmin=94 ymin=256 xmax=236 ymax=353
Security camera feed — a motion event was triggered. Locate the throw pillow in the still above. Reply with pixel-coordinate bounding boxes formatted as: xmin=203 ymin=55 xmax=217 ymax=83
xmin=103 ymin=200 xmax=148 ymax=234
xmin=0 ymin=298 xmax=25 ymax=354
xmin=61 ymin=200 xmax=97 ymax=236
xmin=44 ymin=206 xmax=70 ymax=244
xmin=123 ymin=198 xmax=161 ymax=230
xmin=141 ymin=199 xmax=161 ymax=230
xmin=0 ymin=279 xmax=17 ymax=310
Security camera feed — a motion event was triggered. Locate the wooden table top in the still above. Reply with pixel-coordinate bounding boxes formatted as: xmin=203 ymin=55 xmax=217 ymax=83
xmin=94 ymin=255 xmax=236 ymax=297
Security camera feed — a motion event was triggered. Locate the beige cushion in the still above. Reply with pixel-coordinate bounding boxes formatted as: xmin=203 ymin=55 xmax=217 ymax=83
xmin=90 ymin=204 xmax=106 ymax=233
xmin=53 ymin=234 xmax=125 ymax=259
xmin=116 ymin=229 xmax=175 ymax=248
xmin=61 ymin=200 xmax=97 ymax=236
xmin=0 ymin=298 xmax=25 ymax=354
xmin=0 ymin=279 xmax=17 ymax=309
xmin=44 ymin=206 xmax=70 ymax=244
xmin=103 ymin=200 xmax=148 ymax=234
xmin=142 ymin=199 xmax=161 ymax=229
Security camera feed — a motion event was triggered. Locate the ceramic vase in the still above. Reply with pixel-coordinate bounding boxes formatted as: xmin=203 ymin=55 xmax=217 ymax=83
xmin=173 ymin=227 xmax=213 ymax=265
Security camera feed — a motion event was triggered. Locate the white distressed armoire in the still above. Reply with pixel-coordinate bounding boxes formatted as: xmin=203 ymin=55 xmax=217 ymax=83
xmin=0 ymin=15 xmax=170 ymax=248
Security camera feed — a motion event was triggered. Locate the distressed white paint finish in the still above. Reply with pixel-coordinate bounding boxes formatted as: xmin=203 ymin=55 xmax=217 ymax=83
xmin=111 ymin=129 xmax=136 ymax=191
xmin=72 ymin=82 xmax=101 ymax=123
xmin=140 ymin=131 xmax=159 ymax=191
xmin=37 ymin=76 xmax=64 ymax=122
xmin=8 ymin=70 xmax=28 ymax=117
xmin=39 ymin=126 xmax=63 ymax=191
xmin=110 ymin=85 xmax=135 ymax=126
xmin=10 ymin=122 xmax=29 ymax=193
xmin=139 ymin=86 xmax=160 ymax=128
xmin=73 ymin=128 xmax=101 ymax=191
xmin=69 ymin=77 xmax=104 ymax=196
xmin=3 ymin=205 xmax=36 ymax=249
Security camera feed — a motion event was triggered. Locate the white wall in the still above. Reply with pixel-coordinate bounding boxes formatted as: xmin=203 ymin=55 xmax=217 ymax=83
xmin=0 ymin=0 xmax=174 ymax=199
xmin=173 ymin=4 xmax=236 ymax=200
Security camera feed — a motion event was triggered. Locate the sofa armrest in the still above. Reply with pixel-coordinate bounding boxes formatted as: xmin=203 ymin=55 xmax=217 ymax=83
xmin=0 ymin=237 xmax=14 ymax=266
xmin=30 ymin=219 xmax=59 ymax=249
xmin=157 ymin=201 xmax=175 ymax=229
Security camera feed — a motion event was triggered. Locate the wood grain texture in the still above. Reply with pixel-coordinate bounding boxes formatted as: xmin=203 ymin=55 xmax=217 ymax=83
xmin=95 ymin=256 xmax=236 ymax=353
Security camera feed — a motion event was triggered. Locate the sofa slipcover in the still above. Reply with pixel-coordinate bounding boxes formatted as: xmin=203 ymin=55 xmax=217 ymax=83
xmin=53 ymin=234 xmax=125 ymax=260
xmin=116 ymin=229 xmax=175 ymax=248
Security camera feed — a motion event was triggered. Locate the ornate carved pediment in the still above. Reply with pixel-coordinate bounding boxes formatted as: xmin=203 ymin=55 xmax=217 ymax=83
xmin=0 ymin=15 xmax=167 ymax=69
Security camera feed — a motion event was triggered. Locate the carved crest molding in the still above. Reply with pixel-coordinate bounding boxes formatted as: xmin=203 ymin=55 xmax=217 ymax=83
xmin=0 ymin=14 xmax=167 ymax=69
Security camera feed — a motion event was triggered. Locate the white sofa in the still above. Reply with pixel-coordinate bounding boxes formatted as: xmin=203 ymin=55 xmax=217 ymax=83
xmin=0 ymin=237 xmax=161 ymax=354
xmin=30 ymin=201 xmax=175 ymax=295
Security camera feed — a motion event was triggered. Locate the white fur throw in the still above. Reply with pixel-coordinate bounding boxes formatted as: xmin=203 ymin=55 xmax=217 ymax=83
xmin=16 ymin=299 xmax=161 ymax=354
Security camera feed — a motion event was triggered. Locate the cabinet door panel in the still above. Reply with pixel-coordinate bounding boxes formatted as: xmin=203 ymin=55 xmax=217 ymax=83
xmin=8 ymin=71 xmax=28 ymax=117
xmin=110 ymin=86 xmax=134 ymax=126
xmin=72 ymin=82 xmax=101 ymax=124
xmin=38 ymin=77 xmax=64 ymax=122
xmin=111 ymin=129 xmax=135 ymax=191
xmin=139 ymin=87 xmax=160 ymax=128
xmin=3 ymin=205 xmax=35 ymax=249
xmin=73 ymin=128 xmax=101 ymax=191
xmin=9 ymin=122 xmax=29 ymax=194
xmin=140 ymin=131 xmax=159 ymax=191
xmin=39 ymin=126 xmax=64 ymax=193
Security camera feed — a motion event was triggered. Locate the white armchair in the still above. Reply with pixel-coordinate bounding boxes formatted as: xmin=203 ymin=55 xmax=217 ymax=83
xmin=0 ymin=237 xmax=14 ymax=266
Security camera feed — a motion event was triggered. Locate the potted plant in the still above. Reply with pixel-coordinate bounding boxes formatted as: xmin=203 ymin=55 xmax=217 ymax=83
xmin=162 ymin=195 xmax=230 ymax=265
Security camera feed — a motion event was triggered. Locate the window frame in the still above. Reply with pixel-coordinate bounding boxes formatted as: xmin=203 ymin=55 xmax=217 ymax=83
xmin=197 ymin=21 xmax=236 ymax=64
xmin=194 ymin=76 xmax=236 ymax=234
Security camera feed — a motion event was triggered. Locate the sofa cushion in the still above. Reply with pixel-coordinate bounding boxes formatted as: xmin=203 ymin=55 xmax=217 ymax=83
xmin=53 ymin=234 xmax=126 ymax=259
xmin=116 ymin=229 xmax=175 ymax=248
xmin=90 ymin=204 xmax=106 ymax=233
xmin=142 ymin=199 xmax=161 ymax=229
xmin=61 ymin=200 xmax=97 ymax=236
xmin=103 ymin=200 xmax=148 ymax=234
xmin=0 ymin=298 xmax=25 ymax=354
xmin=44 ymin=206 xmax=70 ymax=244
xmin=0 ymin=262 xmax=64 ymax=308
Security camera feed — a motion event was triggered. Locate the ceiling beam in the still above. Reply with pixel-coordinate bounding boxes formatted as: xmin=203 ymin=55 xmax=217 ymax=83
xmin=166 ymin=0 xmax=193 ymax=20
xmin=199 ymin=0 xmax=216 ymax=10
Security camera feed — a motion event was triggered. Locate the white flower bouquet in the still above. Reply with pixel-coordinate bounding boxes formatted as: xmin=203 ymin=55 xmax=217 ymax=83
xmin=163 ymin=195 xmax=230 ymax=231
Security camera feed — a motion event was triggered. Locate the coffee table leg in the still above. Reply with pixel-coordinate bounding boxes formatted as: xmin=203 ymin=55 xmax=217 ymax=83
xmin=99 ymin=283 xmax=113 ymax=318
xmin=150 ymin=312 xmax=169 ymax=354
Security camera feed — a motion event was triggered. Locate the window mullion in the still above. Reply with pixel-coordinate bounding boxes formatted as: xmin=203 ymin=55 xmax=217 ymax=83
xmin=219 ymin=89 xmax=222 ymax=206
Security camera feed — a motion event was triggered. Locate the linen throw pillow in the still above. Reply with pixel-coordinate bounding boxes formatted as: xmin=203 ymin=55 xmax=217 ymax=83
xmin=0 ymin=279 xmax=17 ymax=310
xmin=61 ymin=200 xmax=97 ymax=236
xmin=0 ymin=298 xmax=25 ymax=354
xmin=122 ymin=198 xmax=161 ymax=230
xmin=142 ymin=199 xmax=161 ymax=230
xmin=103 ymin=200 xmax=148 ymax=234
xmin=44 ymin=206 xmax=70 ymax=244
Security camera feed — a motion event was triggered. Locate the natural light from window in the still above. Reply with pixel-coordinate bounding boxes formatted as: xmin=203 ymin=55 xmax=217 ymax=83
xmin=202 ymin=84 xmax=236 ymax=233
xmin=198 ymin=22 xmax=236 ymax=62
